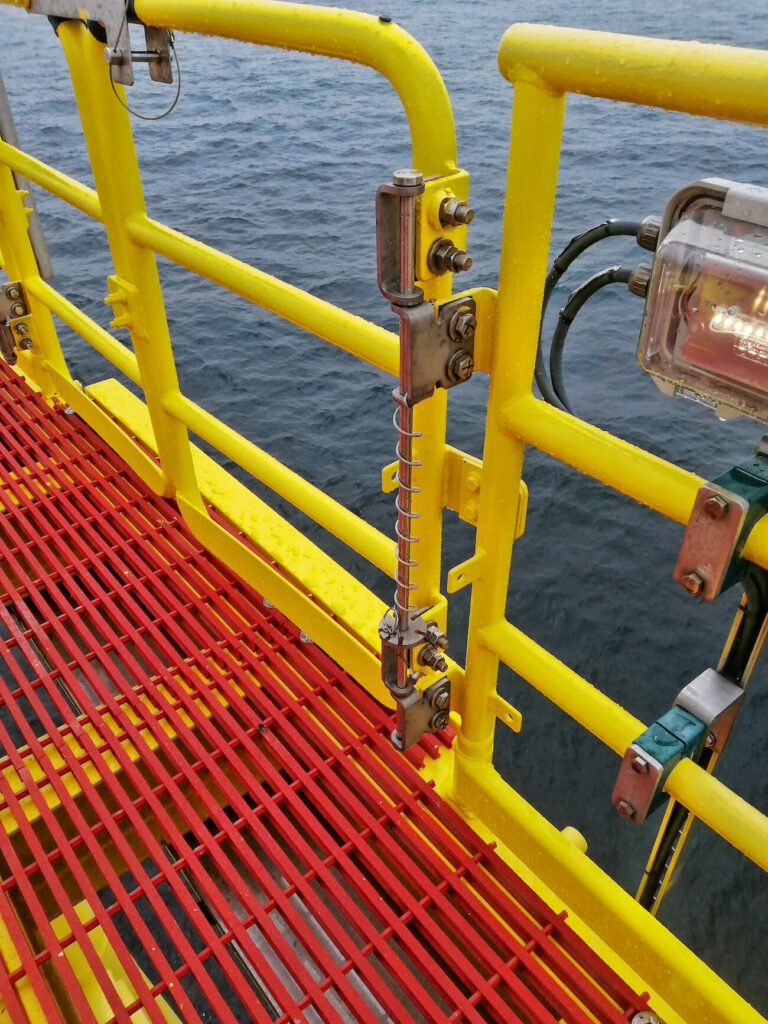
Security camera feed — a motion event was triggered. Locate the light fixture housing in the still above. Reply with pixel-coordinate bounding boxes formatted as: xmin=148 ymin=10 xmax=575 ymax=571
xmin=638 ymin=178 xmax=768 ymax=421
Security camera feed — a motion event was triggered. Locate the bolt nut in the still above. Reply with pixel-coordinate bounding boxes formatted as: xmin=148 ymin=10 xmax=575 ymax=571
xmin=4 ymin=285 xmax=20 ymax=301
xmin=615 ymin=799 xmax=635 ymax=820
xmin=424 ymin=622 xmax=449 ymax=651
xmin=428 ymin=237 xmax=472 ymax=275
xmin=9 ymin=302 xmax=25 ymax=319
xmin=13 ymin=322 xmax=27 ymax=335
xmin=431 ymin=689 xmax=450 ymax=711
xmin=703 ymin=494 xmax=729 ymax=520
xmin=439 ymin=196 xmax=475 ymax=226
xmin=430 ymin=710 xmax=449 ymax=731
xmin=447 ymin=349 xmax=474 ymax=383
xmin=17 ymin=337 xmax=32 ymax=351
xmin=680 ymin=571 xmax=705 ymax=596
xmin=418 ymin=645 xmax=448 ymax=673
xmin=448 ymin=306 xmax=477 ymax=343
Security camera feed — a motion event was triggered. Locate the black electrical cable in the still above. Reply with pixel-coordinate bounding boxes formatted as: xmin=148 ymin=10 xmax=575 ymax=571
xmin=548 ymin=265 xmax=633 ymax=413
xmin=536 ymin=219 xmax=642 ymax=409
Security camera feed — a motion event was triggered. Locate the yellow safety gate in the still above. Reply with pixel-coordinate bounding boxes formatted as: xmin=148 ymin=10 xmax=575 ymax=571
xmin=1 ymin=4 xmax=768 ymax=1022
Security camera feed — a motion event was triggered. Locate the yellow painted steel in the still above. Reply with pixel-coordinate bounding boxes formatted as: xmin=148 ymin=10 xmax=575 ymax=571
xmin=128 ymin=213 xmax=399 ymax=376
xmin=2 ymin=5 xmax=768 ymax=1017
xmin=498 ymin=24 xmax=768 ymax=127
xmin=163 ymin=389 xmax=396 ymax=576
xmin=0 ymin=160 xmax=68 ymax=397
xmin=134 ymin=0 xmax=457 ymax=176
xmin=453 ymin=761 xmax=765 ymax=1024
xmin=0 ymin=139 xmax=102 ymax=221
xmin=58 ymin=22 xmax=198 ymax=503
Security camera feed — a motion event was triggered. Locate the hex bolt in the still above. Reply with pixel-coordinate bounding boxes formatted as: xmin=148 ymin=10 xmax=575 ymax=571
xmin=418 ymin=645 xmax=448 ymax=673
xmin=431 ymin=689 xmax=450 ymax=711
xmin=447 ymin=349 xmax=474 ymax=383
xmin=630 ymin=755 xmax=648 ymax=774
xmin=706 ymin=730 xmax=717 ymax=748
xmin=428 ymin=237 xmax=472 ymax=274
xmin=681 ymin=571 xmax=705 ymax=595
xmin=448 ymin=306 xmax=477 ymax=343
xmin=615 ymin=799 xmax=635 ymax=820
xmin=9 ymin=302 xmax=25 ymax=319
xmin=703 ymin=494 xmax=729 ymax=520
xmin=430 ymin=710 xmax=449 ymax=731
xmin=5 ymin=285 xmax=20 ymax=301
xmin=104 ymin=46 xmax=123 ymax=66
xmin=439 ymin=197 xmax=475 ymax=226
xmin=17 ymin=338 xmax=32 ymax=351
xmin=13 ymin=322 xmax=27 ymax=335
xmin=424 ymin=621 xmax=449 ymax=651
xmin=299 ymin=631 xmax=313 ymax=644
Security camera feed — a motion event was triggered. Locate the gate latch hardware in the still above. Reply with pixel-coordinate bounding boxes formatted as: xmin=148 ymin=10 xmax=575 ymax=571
xmin=0 ymin=281 xmax=30 ymax=364
xmin=24 ymin=0 xmax=172 ymax=86
xmin=612 ymin=705 xmax=707 ymax=823
xmin=674 ymin=445 xmax=768 ymax=599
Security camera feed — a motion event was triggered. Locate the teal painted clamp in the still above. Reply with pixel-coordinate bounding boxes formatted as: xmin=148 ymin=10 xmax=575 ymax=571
xmin=715 ymin=451 xmax=768 ymax=593
xmin=612 ymin=706 xmax=707 ymax=822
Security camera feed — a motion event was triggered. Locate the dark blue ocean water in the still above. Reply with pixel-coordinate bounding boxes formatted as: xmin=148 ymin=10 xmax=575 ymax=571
xmin=2 ymin=0 xmax=768 ymax=1013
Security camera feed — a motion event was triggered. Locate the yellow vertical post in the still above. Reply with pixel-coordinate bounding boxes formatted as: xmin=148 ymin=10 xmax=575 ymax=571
xmin=56 ymin=21 xmax=201 ymax=505
xmin=0 ymin=161 xmax=69 ymax=396
xmin=456 ymin=80 xmax=565 ymax=767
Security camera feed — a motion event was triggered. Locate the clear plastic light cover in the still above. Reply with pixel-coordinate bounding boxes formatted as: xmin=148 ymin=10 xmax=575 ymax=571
xmin=638 ymin=182 xmax=768 ymax=421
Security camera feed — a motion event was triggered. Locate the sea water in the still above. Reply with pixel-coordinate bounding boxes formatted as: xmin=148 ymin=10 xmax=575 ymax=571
xmin=1 ymin=0 xmax=766 ymax=1012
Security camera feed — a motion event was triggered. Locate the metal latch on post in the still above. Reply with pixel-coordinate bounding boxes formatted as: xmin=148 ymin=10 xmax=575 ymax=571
xmin=375 ymin=167 xmax=475 ymax=749
xmin=23 ymin=0 xmax=173 ymax=86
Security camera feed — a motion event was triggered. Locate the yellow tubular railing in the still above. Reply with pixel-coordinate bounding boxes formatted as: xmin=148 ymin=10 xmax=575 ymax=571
xmin=449 ymin=24 xmax=768 ymax=1022
xmin=3 ymin=6 xmax=768 ymax=1018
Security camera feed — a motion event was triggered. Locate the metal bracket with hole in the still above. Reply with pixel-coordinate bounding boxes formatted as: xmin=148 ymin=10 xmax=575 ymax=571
xmin=674 ymin=447 xmax=768 ymax=600
xmin=24 ymin=0 xmax=173 ymax=86
xmin=390 ymin=676 xmax=451 ymax=751
xmin=396 ymin=296 xmax=476 ymax=406
xmin=611 ymin=706 xmax=707 ymax=823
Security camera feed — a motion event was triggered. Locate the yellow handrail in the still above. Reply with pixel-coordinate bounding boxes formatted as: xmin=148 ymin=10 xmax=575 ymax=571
xmin=134 ymin=0 xmax=457 ymax=176
xmin=499 ymin=24 xmax=768 ymax=125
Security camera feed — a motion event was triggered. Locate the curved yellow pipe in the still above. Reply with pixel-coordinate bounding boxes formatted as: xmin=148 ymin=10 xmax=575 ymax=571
xmin=134 ymin=0 xmax=457 ymax=176
xmin=499 ymin=23 xmax=768 ymax=126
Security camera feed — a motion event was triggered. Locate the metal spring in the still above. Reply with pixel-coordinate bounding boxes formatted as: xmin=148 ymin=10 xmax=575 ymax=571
xmin=392 ymin=387 xmax=421 ymax=624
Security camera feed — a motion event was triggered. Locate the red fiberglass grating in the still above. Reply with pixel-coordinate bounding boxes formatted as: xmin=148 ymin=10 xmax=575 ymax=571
xmin=0 ymin=362 xmax=652 ymax=1024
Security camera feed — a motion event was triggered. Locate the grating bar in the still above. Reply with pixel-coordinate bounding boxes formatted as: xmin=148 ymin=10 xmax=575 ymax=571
xmin=0 ymin=363 xmax=653 ymax=1023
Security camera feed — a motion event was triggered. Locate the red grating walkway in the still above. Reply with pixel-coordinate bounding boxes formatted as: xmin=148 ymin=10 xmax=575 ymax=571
xmin=0 ymin=361 xmax=652 ymax=1023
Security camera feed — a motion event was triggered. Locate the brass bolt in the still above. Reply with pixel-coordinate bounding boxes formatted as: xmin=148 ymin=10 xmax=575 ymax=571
xmin=680 ymin=571 xmax=705 ymax=595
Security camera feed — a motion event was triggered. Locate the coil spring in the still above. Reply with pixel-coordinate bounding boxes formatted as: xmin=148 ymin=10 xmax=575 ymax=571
xmin=392 ymin=387 xmax=421 ymax=625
